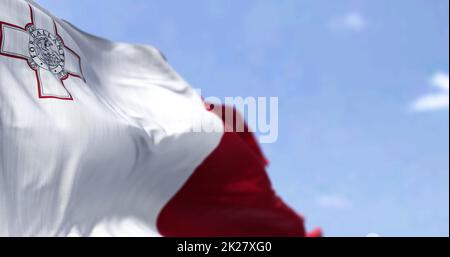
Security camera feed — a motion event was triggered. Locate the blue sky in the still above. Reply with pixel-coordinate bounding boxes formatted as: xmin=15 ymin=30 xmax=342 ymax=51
xmin=35 ymin=0 xmax=449 ymax=236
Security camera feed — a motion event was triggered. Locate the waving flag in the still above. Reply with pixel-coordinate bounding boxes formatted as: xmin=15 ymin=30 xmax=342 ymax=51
xmin=0 ymin=0 xmax=313 ymax=236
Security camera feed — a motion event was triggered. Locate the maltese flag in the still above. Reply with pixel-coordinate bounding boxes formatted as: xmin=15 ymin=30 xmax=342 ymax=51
xmin=0 ymin=0 xmax=316 ymax=236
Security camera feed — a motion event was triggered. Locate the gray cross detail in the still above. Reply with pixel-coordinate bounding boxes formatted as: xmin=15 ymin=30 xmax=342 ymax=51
xmin=0 ymin=4 xmax=85 ymax=100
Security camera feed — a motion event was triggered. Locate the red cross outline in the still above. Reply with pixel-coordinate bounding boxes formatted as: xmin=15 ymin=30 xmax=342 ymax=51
xmin=0 ymin=4 xmax=85 ymax=101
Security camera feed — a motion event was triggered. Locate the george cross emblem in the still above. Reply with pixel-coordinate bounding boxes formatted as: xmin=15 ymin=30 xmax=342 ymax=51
xmin=0 ymin=4 xmax=85 ymax=100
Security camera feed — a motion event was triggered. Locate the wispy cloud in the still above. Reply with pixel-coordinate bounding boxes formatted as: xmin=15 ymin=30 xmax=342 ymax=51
xmin=411 ymin=72 xmax=449 ymax=112
xmin=315 ymin=195 xmax=351 ymax=209
xmin=330 ymin=12 xmax=366 ymax=32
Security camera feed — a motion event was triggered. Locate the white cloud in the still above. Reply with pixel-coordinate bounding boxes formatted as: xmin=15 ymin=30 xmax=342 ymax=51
xmin=330 ymin=12 xmax=366 ymax=32
xmin=411 ymin=72 xmax=449 ymax=112
xmin=315 ymin=195 xmax=351 ymax=209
